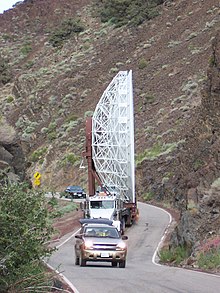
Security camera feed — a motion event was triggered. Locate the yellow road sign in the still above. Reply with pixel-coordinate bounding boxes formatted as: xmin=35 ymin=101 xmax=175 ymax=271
xmin=33 ymin=178 xmax=41 ymax=186
xmin=34 ymin=172 xmax=41 ymax=180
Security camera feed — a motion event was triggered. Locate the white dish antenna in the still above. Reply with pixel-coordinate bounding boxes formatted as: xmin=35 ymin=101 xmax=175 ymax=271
xmin=92 ymin=70 xmax=135 ymax=202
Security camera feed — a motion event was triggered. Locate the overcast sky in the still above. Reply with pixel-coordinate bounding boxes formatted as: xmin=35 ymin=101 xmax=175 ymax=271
xmin=0 ymin=1 xmax=24 ymax=14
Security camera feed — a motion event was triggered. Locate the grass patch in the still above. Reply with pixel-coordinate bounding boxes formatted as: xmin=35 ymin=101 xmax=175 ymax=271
xmin=48 ymin=198 xmax=78 ymax=219
xmin=30 ymin=147 xmax=48 ymax=162
xmin=65 ymin=114 xmax=78 ymax=123
xmin=197 ymin=248 xmax=220 ymax=270
xmin=136 ymin=141 xmax=184 ymax=165
xmin=60 ymin=153 xmax=80 ymax=167
xmin=143 ymin=191 xmax=154 ymax=201
xmin=159 ymin=245 xmax=189 ymax=265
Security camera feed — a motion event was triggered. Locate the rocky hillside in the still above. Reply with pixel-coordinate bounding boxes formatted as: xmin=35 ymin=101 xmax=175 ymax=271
xmin=0 ymin=0 xmax=220 ymax=252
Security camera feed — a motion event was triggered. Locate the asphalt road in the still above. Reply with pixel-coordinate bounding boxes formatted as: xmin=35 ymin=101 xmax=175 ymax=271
xmin=48 ymin=202 xmax=220 ymax=293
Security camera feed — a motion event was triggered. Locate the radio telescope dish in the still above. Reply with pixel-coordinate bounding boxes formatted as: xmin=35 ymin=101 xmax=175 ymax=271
xmin=92 ymin=70 xmax=135 ymax=202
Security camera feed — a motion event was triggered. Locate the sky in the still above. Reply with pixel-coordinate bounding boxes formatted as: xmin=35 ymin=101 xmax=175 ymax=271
xmin=0 ymin=0 xmax=24 ymax=14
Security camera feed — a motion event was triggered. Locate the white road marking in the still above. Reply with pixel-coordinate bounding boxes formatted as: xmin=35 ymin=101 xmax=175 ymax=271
xmin=45 ymin=228 xmax=81 ymax=292
xmin=46 ymin=262 xmax=80 ymax=293
xmin=151 ymin=204 xmax=220 ymax=278
xmin=56 ymin=228 xmax=81 ymax=249
xmin=48 ymin=203 xmax=220 ymax=293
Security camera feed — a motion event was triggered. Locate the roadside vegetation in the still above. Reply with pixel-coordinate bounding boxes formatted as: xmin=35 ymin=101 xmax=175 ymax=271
xmin=159 ymin=236 xmax=220 ymax=272
xmin=0 ymin=183 xmax=74 ymax=292
xmin=159 ymin=245 xmax=190 ymax=266
xmin=196 ymin=237 xmax=220 ymax=270
xmin=48 ymin=196 xmax=78 ymax=219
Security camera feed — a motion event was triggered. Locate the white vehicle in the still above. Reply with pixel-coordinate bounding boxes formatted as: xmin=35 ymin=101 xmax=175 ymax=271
xmin=85 ymin=193 xmax=121 ymax=231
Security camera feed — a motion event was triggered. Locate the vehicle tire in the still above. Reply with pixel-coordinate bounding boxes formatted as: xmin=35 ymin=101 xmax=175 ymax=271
xmin=79 ymin=254 xmax=86 ymax=267
xmin=126 ymin=215 xmax=132 ymax=227
xmin=75 ymin=256 xmax=79 ymax=265
xmin=112 ymin=261 xmax=117 ymax=267
xmin=121 ymin=218 xmax=125 ymax=235
xmin=119 ymin=260 xmax=126 ymax=268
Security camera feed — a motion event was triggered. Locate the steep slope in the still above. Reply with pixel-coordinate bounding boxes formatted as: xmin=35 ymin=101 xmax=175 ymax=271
xmin=169 ymin=31 xmax=220 ymax=251
xmin=0 ymin=0 xmax=220 ymax=254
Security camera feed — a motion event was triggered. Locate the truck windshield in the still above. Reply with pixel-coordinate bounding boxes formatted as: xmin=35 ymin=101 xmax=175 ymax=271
xmin=90 ymin=200 xmax=114 ymax=209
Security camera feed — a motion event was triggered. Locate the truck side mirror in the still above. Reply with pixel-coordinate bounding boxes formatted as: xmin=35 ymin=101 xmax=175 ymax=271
xmin=75 ymin=235 xmax=82 ymax=239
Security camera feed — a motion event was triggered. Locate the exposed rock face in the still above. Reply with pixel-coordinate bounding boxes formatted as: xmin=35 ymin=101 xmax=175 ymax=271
xmin=0 ymin=0 xmax=219 ymax=252
xmin=170 ymin=31 xmax=220 ymax=249
xmin=0 ymin=119 xmax=26 ymax=183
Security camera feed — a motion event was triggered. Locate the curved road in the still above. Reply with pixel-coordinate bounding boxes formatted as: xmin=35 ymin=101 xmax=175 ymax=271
xmin=48 ymin=202 xmax=220 ymax=293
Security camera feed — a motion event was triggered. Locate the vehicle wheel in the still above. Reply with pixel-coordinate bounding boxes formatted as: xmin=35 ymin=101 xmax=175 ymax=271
xmin=126 ymin=215 xmax=132 ymax=227
xmin=75 ymin=256 xmax=79 ymax=265
xmin=112 ymin=261 xmax=117 ymax=267
xmin=79 ymin=254 xmax=86 ymax=267
xmin=119 ymin=260 xmax=126 ymax=268
xmin=121 ymin=218 xmax=125 ymax=235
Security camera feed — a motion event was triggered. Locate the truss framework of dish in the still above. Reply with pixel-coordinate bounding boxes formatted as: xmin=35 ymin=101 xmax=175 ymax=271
xmin=92 ymin=70 xmax=135 ymax=202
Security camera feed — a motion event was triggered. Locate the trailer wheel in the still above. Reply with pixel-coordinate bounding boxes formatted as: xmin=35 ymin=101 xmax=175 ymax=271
xmin=119 ymin=260 xmax=126 ymax=268
xmin=112 ymin=261 xmax=117 ymax=267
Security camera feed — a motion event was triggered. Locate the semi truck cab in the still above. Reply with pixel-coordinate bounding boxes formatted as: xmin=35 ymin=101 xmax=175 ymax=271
xmin=84 ymin=194 xmax=121 ymax=231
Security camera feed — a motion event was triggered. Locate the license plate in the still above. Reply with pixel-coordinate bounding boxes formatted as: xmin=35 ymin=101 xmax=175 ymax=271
xmin=101 ymin=252 xmax=109 ymax=258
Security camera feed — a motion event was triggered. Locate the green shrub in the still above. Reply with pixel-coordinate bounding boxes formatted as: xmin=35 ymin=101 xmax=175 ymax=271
xmin=40 ymin=127 xmax=48 ymax=134
xmin=95 ymin=0 xmax=164 ymax=27
xmin=24 ymin=125 xmax=35 ymax=134
xmin=21 ymin=132 xmax=32 ymax=141
xmin=0 ymin=183 xmax=54 ymax=291
xmin=20 ymin=43 xmax=32 ymax=55
xmin=143 ymin=191 xmax=154 ymax=201
xmin=0 ymin=55 xmax=12 ymax=85
xmin=49 ymin=18 xmax=85 ymax=47
xmin=50 ymin=202 xmax=77 ymax=218
xmin=30 ymin=147 xmax=48 ymax=162
xmin=209 ymin=55 xmax=215 ymax=66
xmin=197 ymin=248 xmax=220 ymax=269
xmin=47 ymin=131 xmax=57 ymax=141
xmin=138 ymin=58 xmax=148 ymax=69
xmin=45 ymin=121 xmax=57 ymax=141
xmin=60 ymin=153 xmax=79 ymax=167
xmin=2 ymin=33 xmax=12 ymax=41
xmin=193 ymin=159 xmax=204 ymax=171
xmin=7 ymin=95 xmax=14 ymax=103
xmin=84 ymin=111 xmax=93 ymax=118
xmin=159 ymin=245 xmax=189 ymax=265
xmin=136 ymin=141 xmax=184 ymax=165
xmin=145 ymin=95 xmax=155 ymax=103
xmin=66 ymin=114 xmax=78 ymax=123
xmin=25 ymin=60 xmax=35 ymax=69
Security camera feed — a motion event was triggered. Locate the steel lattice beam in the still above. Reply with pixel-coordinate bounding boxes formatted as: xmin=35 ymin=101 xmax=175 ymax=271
xmin=92 ymin=71 xmax=135 ymax=202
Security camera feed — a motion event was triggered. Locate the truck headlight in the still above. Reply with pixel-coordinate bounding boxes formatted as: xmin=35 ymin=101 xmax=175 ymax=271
xmin=84 ymin=240 xmax=93 ymax=249
xmin=116 ymin=241 xmax=126 ymax=250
